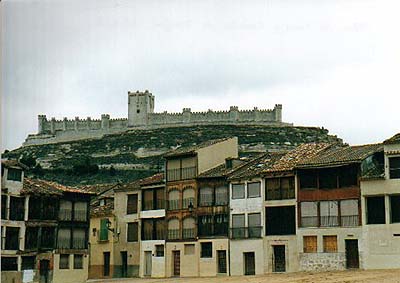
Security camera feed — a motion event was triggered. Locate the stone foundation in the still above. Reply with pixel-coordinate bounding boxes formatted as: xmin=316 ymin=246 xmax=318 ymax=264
xmin=299 ymin=252 xmax=346 ymax=271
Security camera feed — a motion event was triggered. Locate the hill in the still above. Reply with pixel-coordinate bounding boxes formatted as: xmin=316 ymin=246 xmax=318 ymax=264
xmin=2 ymin=124 xmax=342 ymax=186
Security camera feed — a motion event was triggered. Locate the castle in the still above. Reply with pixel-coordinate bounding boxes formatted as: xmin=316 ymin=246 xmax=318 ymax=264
xmin=24 ymin=90 xmax=291 ymax=146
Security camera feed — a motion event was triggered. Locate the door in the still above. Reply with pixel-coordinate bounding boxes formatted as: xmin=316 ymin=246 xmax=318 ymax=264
xmin=345 ymin=239 xmax=359 ymax=269
xmin=39 ymin=260 xmax=50 ymax=283
xmin=273 ymin=245 xmax=286 ymax=272
xmin=217 ymin=250 xmax=227 ymax=273
xmin=103 ymin=252 xmax=110 ymax=276
xmin=144 ymin=251 xmax=152 ymax=276
xmin=244 ymin=252 xmax=255 ymax=275
xmin=173 ymin=251 xmax=180 ymax=276
xmin=121 ymin=251 xmax=128 ymax=277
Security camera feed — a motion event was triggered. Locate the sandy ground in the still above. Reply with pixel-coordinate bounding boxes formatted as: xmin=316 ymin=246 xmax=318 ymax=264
xmin=87 ymin=269 xmax=400 ymax=283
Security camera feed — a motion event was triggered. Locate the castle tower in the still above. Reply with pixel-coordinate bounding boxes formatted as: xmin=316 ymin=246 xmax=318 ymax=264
xmin=128 ymin=90 xmax=155 ymax=127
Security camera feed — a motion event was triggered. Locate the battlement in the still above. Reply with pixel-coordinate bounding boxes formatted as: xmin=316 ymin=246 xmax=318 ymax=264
xmin=26 ymin=90 xmax=290 ymax=146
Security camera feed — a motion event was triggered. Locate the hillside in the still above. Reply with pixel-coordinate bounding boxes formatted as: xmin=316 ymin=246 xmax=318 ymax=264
xmin=3 ymin=124 xmax=342 ymax=185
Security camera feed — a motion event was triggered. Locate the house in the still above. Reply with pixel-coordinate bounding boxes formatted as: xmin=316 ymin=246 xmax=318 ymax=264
xmin=360 ymin=133 xmax=400 ymax=269
xmin=164 ymin=137 xmax=238 ymax=277
xmin=296 ymin=143 xmax=383 ymax=271
xmin=138 ymin=173 xmax=166 ymax=278
xmin=262 ymin=143 xmax=331 ymax=273
xmin=227 ymin=152 xmax=284 ymax=276
xmin=112 ymin=180 xmax=141 ymax=278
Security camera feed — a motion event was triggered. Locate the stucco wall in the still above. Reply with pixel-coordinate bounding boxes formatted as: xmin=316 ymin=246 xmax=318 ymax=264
xmin=139 ymin=240 xmax=166 ymax=278
xmin=229 ymin=239 xmax=264 ymax=276
xmin=264 ymin=236 xmax=299 ymax=273
xmin=53 ymin=254 xmax=89 ymax=283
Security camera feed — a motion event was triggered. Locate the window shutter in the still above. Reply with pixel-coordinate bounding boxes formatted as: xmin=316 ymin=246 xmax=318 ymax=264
xmin=100 ymin=219 xmax=109 ymax=241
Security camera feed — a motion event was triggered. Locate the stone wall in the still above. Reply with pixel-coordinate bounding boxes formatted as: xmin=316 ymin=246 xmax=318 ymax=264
xmin=299 ymin=252 xmax=346 ymax=271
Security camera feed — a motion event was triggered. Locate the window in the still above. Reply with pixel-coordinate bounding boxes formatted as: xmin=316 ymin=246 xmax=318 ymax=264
xmin=25 ymin=227 xmax=39 ymax=250
xmin=7 ymin=168 xmax=22 ymax=181
xmin=299 ymin=170 xmax=318 ymax=189
xmin=72 ymin=228 xmax=86 ymax=249
xmin=155 ymin=245 xmax=164 ymax=257
xmin=1 ymin=257 xmax=18 ymax=271
xmin=184 ymin=244 xmax=195 ymax=255
xmin=248 ymin=213 xmax=261 ymax=238
xmin=168 ymin=190 xmax=180 ymax=210
xmin=143 ymin=190 xmax=154 ymax=210
xmin=127 ymin=194 xmax=138 ymax=214
xmin=22 ymin=256 xmax=36 ymax=270
xmin=1 ymin=195 xmax=7 ymax=219
xmin=155 ymin=188 xmax=165 ymax=209
xmin=127 ymin=222 xmax=138 ymax=242
xmin=142 ymin=219 xmax=154 ymax=240
xmin=214 ymin=214 xmax=228 ymax=236
xmin=74 ymin=254 xmax=83 ymax=269
xmin=182 ymin=217 xmax=195 ymax=239
xmin=339 ymin=165 xmax=358 ymax=187
xmin=247 ymin=182 xmax=261 ymax=198
xmin=201 ymin=242 xmax=212 ymax=258
xmin=155 ymin=219 xmax=165 ymax=240
xmin=265 ymin=206 xmax=296 ymax=235
xmin=320 ymin=201 xmax=339 ymax=227
xmin=303 ymin=236 xmax=317 ymax=253
xmin=199 ymin=187 xmax=213 ymax=206
xmin=58 ymin=228 xmax=71 ymax=249
xmin=5 ymin=227 xmax=20 ymax=250
xmin=74 ymin=202 xmax=87 ymax=221
xmin=319 ymin=168 xmax=338 ymax=189
xmin=182 ymin=187 xmax=195 ymax=209
xmin=99 ymin=219 xmax=109 ymax=241
xmin=266 ymin=177 xmax=295 ymax=200
xmin=59 ymin=200 xmax=72 ymax=221
xmin=41 ymin=227 xmax=56 ymax=249
xmin=9 ymin=196 xmax=25 ymax=221
xmin=231 ymin=214 xmax=245 ymax=239
xmin=323 ymin=236 xmax=338 ymax=253
xmin=389 ymin=157 xmax=400 ymax=179
xmin=390 ymin=195 xmax=400 ymax=223
xmin=366 ymin=196 xmax=386 ymax=224
xmin=168 ymin=219 xmax=179 ymax=240
xmin=340 ymin=199 xmax=359 ymax=226
xmin=300 ymin=202 xmax=318 ymax=227
xmin=232 ymin=183 xmax=245 ymax=199
xmin=59 ymin=254 xmax=70 ymax=269
xmin=215 ymin=186 xmax=228 ymax=205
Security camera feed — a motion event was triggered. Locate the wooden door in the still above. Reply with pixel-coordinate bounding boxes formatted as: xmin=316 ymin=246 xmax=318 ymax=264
xmin=145 ymin=251 xmax=152 ymax=276
xmin=103 ymin=252 xmax=110 ymax=276
xmin=345 ymin=240 xmax=359 ymax=269
xmin=244 ymin=252 xmax=255 ymax=275
xmin=39 ymin=260 xmax=50 ymax=283
xmin=121 ymin=251 xmax=128 ymax=277
xmin=273 ymin=245 xmax=286 ymax=272
xmin=173 ymin=251 xmax=180 ymax=276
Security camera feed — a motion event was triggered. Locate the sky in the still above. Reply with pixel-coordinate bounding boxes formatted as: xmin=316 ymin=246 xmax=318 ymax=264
xmin=2 ymin=0 xmax=400 ymax=151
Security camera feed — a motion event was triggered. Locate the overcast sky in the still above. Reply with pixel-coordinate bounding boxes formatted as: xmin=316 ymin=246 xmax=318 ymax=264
xmin=2 ymin=0 xmax=400 ymax=150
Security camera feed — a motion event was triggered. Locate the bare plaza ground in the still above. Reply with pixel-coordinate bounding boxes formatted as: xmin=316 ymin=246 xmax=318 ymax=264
xmin=88 ymin=269 xmax=400 ymax=283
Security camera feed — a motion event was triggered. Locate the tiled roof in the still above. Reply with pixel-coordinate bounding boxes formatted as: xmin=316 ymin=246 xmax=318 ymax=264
xmin=384 ymin=133 xmax=400 ymax=145
xmin=22 ymin=178 xmax=94 ymax=196
xmin=139 ymin=173 xmax=164 ymax=186
xmin=263 ymin=143 xmax=332 ymax=173
xmin=114 ymin=179 xmax=141 ymax=192
xmin=197 ymin=158 xmax=249 ymax=179
xmin=90 ymin=199 xmax=114 ymax=217
xmin=228 ymin=152 xmax=286 ymax=180
xmin=78 ymin=183 xmax=118 ymax=195
xmin=164 ymin=137 xmax=234 ymax=158
xmin=297 ymin=143 xmax=383 ymax=168
xmin=1 ymin=159 xmax=29 ymax=170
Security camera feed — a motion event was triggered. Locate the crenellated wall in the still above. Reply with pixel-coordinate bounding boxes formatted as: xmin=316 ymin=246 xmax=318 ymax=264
xmin=25 ymin=91 xmax=289 ymax=146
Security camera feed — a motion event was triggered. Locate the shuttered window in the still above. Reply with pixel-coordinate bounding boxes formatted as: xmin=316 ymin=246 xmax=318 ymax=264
xmin=323 ymin=235 xmax=338 ymax=253
xmin=303 ymin=236 xmax=317 ymax=253
xmin=127 ymin=222 xmax=138 ymax=242
xmin=99 ymin=219 xmax=109 ymax=241
xmin=127 ymin=194 xmax=138 ymax=214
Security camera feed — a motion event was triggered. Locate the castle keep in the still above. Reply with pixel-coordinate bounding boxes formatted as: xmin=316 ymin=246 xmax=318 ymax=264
xmin=25 ymin=90 xmax=290 ymax=146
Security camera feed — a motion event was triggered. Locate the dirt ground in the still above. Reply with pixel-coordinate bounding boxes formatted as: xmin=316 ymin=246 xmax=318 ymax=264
xmin=87 ymin=269 xmax=400 ymax=283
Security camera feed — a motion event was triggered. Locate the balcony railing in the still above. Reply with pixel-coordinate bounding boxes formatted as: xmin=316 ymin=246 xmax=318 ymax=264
xmin=168 ymin=229 xmax=180 ymax=240
xmin=168 ymin=200 xmax=180 ymax=211
xmin=182 ymin=198 xmax=194 ymax=209
xmin=72 ymin=238 xmax=86 ymax=249
xmin=182 ymin=228 xmax=195 ymax=239
xmin=320 ymin=216 xmax=339 ymax=227
xmin=57 ymin=237 xmax=71 ymax=249
xmin=167 ymin=167 xmax=197 ymax=181
xmin=59 ymin=209 xmax=72 ymax=221
xmin=143 ymin=229 xmax=166 ymax=240
xmin=266 ymin=188 xmax=295 ymax=200
xmin=230 ymin=227 xmax=262 ymax=239
xmin=143 ymin=200 xmax=154 ymax=211
xmin=341 ymin=215 xmax=359 ymax=227
xmin=301 ymin=216 xmax=319 ymax=227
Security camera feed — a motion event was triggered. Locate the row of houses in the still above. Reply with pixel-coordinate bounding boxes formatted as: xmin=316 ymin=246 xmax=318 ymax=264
xmin=1 ymin=133 xmax=399 ymax=282
xmin=88 ymin=134 xmax=399 ymax=279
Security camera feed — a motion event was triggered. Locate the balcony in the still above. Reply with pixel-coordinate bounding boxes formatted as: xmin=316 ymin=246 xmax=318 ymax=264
xmin=301 ymin=215 xmax=359 ymax=228
xmin=59 ymin=209 xmax=72 ymax=221
xmin=266 ymin=188 xmax=295 ymax=201
xmin=168 ymin=229 xmax=180 ymax=240
xmin=182 ymin=228 xmax=195 ymax=239
xmin=182 ymin=198 xmax=194 ymax=209
xmin=301 ymin=216 xmax=319 ymax=228
xmin=320 ymin=216 xmax=339 ymax=227
xmin=57 ymin=237 xmax=71 ymax=249
xmin=74 ymin=209 xmax=87 ymax=221
xmin=72 ymin=238 xmax=86 ymax=249
xmin=230 ymin=227 xmax=262 ymax=239
xmin=168 ymin=200 xmax=180 ymax=211
xmin=341 ymin=215 xmax=359 ymax=227
xmin=198 ymin=223 xmax=228 ymax=237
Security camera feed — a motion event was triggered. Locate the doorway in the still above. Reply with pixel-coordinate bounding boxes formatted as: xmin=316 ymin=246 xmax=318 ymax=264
xmin=39 ymin=259 xmax=50 ymax=283
xmin=273 ymin=245 xmax=286 ymax=272
xmin=144 ymin=251 xmax=152 ymax=276
xmin=345 ymin=239 xmax=359 ymax=269
xmin=121 ymin=251 xmax=128 ymax=277
xmin=244 ymin=252 xmax=255 ymax=275
xmin=217 ymin=250 xmax=227 ymax=273
xmin=103 ymin=252 xmax=110 ymax=277
xmin=172 ymin=251 xmax=180 ymax=276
